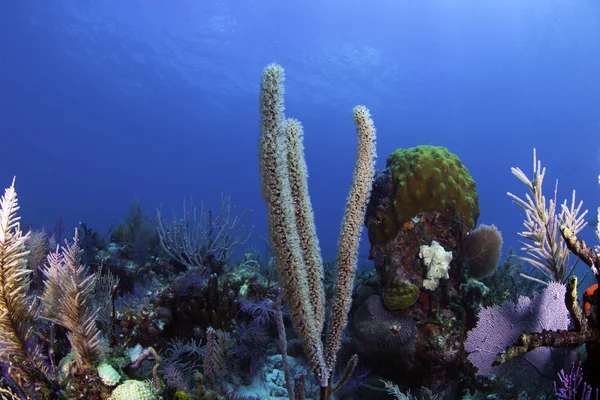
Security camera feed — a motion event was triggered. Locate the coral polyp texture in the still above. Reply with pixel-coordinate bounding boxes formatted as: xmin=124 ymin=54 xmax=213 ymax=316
xmin=368 ymin=145 xmax=479 ymax=245
xmin=109 ymin=380 xmax=156 ymax=400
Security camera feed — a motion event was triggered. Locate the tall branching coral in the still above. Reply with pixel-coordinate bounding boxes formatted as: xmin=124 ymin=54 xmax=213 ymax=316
xmin=0 ymin=179 xmax=52 ymax=397
xmin=157 ymin=195 xmax=252 ymax=272
xmin=259 ymin=64 xmax=376 ymax=399
xmin=507 ymin=149 xmax=587 ymax=284
xmin=495 ymin=171 xmax=600 ymax=385
xmin=41 ymin=232 xmax=103 ymax=369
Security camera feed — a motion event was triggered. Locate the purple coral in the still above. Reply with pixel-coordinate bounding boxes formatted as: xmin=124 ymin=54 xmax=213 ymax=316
xmin=465 ymin=282 xmax=569 ymax=376
xmin=238 ymin=297 xmax=276 ymax=326
xmin=555 ymin=361 xmax=598 ymax=400
xmin=232 ymin=319 xmax=269 ymax=376
xmin=335 ymin=363 xmax=371 ymax=397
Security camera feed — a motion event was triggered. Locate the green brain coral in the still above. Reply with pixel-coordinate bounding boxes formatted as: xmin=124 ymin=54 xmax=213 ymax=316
xmin=371 ymin=145 xmax=479 ymax=244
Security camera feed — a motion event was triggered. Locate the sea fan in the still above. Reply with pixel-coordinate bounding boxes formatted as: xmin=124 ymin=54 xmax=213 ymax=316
xmin=465 ymin=282 xmax=569 ymax=377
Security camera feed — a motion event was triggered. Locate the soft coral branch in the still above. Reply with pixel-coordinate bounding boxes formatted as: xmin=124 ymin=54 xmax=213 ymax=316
xmin=0 ymin=179 xmax=53 ymax=398
xmin=40 ymin=231 xmax=103 ymax=370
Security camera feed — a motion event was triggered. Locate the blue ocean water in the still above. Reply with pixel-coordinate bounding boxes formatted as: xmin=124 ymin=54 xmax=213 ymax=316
xmin=1 ymin=1 xmax=599 ymax=399
xmin=2 ymin=0 xmax=598 ymax=260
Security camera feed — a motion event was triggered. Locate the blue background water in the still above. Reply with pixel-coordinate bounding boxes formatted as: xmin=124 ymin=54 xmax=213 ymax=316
xmin=1 ymin=0 xmax=598 ymax=268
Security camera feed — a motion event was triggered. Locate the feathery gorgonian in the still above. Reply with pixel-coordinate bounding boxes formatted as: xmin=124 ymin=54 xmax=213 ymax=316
xmin=41 ymin=232 xmax=103 ymax=369
xmin=507 ymin=149 xmax=587 ymax=284
xmin=0 ymin=179 xmax=52 ymax=396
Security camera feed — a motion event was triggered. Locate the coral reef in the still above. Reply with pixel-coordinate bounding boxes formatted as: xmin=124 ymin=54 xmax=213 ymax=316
xmin=3 ymin=65 xmax=598 ymax=400
xmin=361 ymin=211 xmax=477 ymax=389
xmin=465 ymin=154 xmax=600 ymax=397
xmin=358 ymin=144 xmax=504 ymax=395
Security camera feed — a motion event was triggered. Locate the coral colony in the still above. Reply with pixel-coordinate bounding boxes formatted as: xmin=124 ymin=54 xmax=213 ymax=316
xmin=0 ymin=64 xmax=599 ymax=399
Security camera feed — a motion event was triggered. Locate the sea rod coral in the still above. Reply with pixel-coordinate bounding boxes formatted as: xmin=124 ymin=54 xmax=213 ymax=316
xmin=258 ymin=63 xmax=376 ymax=399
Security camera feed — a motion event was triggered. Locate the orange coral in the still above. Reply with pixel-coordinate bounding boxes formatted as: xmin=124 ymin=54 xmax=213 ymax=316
xmin=583 ymin=283 xmax=598 ymax=313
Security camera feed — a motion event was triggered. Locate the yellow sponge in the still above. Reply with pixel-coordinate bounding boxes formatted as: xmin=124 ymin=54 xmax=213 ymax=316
xmin=109 ymin=380 xmax=155 ymax=400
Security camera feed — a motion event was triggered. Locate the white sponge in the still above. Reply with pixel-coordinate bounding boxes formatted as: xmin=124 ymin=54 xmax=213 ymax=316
xmin=419 ymin=241 xmax=452 ymax=291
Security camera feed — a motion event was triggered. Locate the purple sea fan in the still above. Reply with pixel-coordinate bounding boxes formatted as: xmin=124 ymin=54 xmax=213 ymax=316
xmin=465 ymin=282 xmax=569 ymax=377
